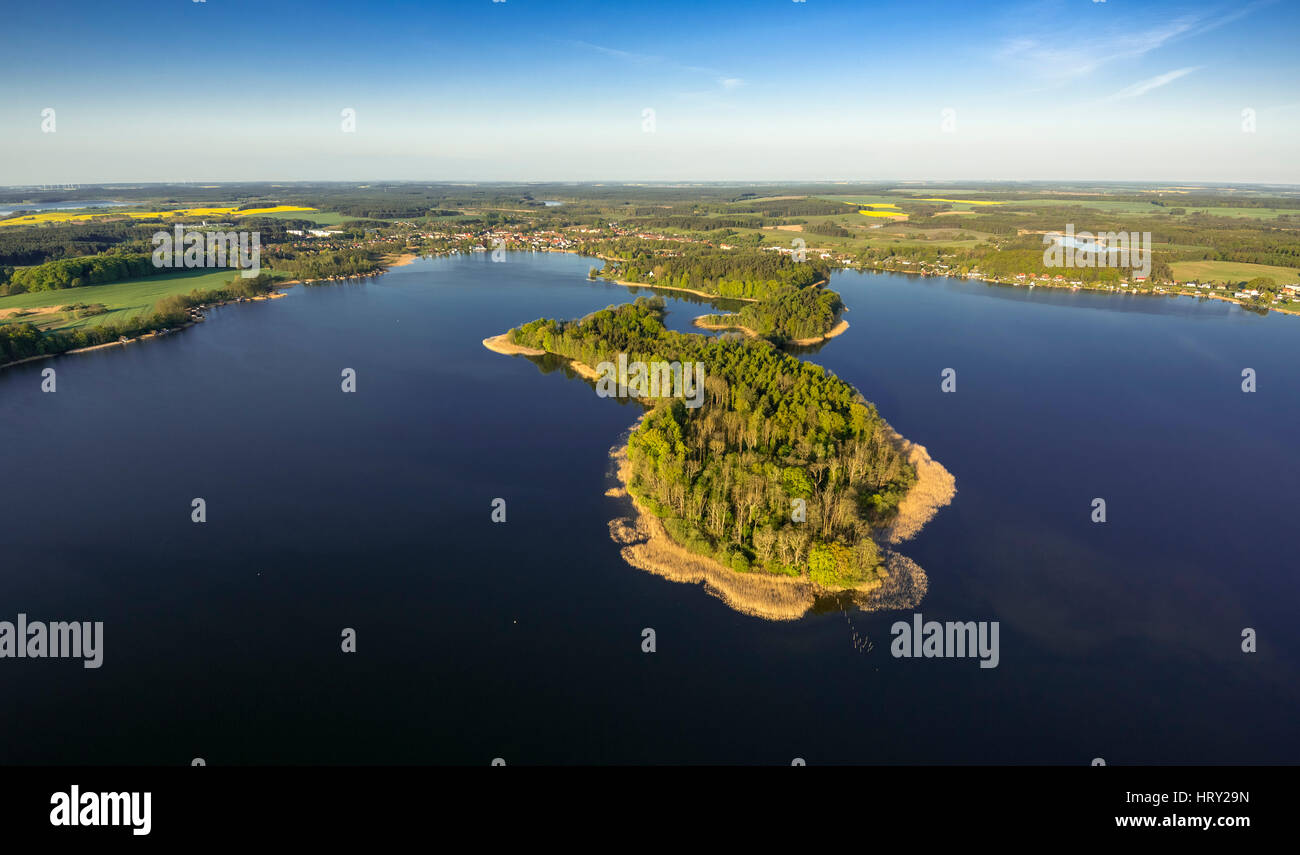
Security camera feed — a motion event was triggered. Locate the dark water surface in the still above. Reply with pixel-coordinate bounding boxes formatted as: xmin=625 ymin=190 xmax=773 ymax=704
xmin=2 ymin=252 xmax=1296 ymax=764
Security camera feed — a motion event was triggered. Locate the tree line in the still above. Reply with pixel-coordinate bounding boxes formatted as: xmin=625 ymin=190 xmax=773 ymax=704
xmin=1 ymin=253 xmax=156 ymax=295
xmin=703 ymin=286 xmax=843 ymax=343
xmin=589 ymin=242 xmax=829 ymax=300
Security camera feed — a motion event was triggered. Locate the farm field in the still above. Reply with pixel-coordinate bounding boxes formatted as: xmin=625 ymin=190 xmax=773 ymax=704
xmin=1169 ymin=259 xmax=1300 ymax=284
xmin=0 ymin=268 xmax=240 ymax=330
xmin=1005 ymin=198 xmax=1300 ymax=218
xmin=1168 ymin=205 xmax=1300 ymax=220
xmin=0 ymin=204 xmax=318 ymax=228
xmin=912 ymin=198 xmax=1004 ymax=207
xmin=818 ymin=194 xmax=920 ymax=207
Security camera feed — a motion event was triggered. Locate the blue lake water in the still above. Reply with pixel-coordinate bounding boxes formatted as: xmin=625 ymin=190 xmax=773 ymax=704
xmin=1 ymin=251 xmax=1296 ymax=764
xmin=0 ymin=200 xmax=137 ymax=217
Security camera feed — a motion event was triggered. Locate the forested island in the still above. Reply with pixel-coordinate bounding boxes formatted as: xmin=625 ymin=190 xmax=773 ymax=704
xmin=493 ymin=286 xmax=952 ymax=616
xmin=697 ymin=285 xmax=847 ymax=345
xmin=589 ymin=241 xmax=829 ymax=299
xmin=587 ymin=245 xmax=847 ymax=345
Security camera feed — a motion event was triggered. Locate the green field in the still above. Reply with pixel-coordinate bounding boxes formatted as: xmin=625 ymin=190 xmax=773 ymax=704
xmin=816 ymin=194 xmax=913 ymax=208
xmin=1168 ymin=259 xmax=1300 ymax=285
xmin=1166 ymin=206 xmax=1300 ymax=220
xmin=242 ymin=210 xmax=351 ymax=226
xmin=0 ymin=268 xmax=241 ymax=330
xmin=1004 ymin=199 xmax=1170 ymax=214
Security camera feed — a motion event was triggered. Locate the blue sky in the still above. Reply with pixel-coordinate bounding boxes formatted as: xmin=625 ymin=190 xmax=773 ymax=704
xmin=3 ymin=0 xmax=1297 ymax=184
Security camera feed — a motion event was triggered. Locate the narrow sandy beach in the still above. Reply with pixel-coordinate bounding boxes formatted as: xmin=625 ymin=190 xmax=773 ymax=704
xmin=690 ymin=315 xmax=850 ymax=346
xmin=383 ymin=252 xmax=421 ymax=268
xmin=481 ymin=332 xmax=601 ymax=380
xmin=690 ymin=316 xmax=761 ymax=337
xmin=482 ymin=333 xmax=546 ymax=357
xmin=790 ymin=318 xmax=850 ymax=346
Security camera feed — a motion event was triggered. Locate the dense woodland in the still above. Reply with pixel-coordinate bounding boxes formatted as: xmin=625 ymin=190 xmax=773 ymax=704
xmin=703 ymin=286 xmax=844 ymax=343
xmin=262 ymin=248 xmax=384 ymax=280
xmin=0 ymin=220 xmax=161 ymax=266
xmin=509 ymin=298 xmax=914 ymax=589
xmin=591 ymin=243 xmax=829 ymax=299
xmin=1 ymin=252 xmax=157 ymax=294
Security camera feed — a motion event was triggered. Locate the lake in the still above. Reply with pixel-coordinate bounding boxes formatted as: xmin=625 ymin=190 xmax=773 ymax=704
xmin=0 ymin=200 xmax=137 ymax=217
xmin=1 ymin=251 xmax=1296 ymax=764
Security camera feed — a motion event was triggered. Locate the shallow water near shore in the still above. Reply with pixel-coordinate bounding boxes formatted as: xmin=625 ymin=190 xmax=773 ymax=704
xmin=1 ymin=251 xmax=1297 ymax=763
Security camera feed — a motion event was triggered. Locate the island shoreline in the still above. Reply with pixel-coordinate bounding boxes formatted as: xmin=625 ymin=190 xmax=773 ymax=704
xmin=691 ymin=315 xmax=851 ymax=346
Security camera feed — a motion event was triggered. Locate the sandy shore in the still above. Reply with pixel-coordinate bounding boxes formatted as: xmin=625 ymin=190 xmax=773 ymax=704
xmin=690 ymin=315 xmax=850 ymax=346
xmin=690 ymin=316 xmax=761 ymax=338
xmin=790 ymin=318 xmax=850 ymax=346
xmin=481 ymin=331 xmax=601 ymax=380
xmin=383 ymin=252 xmax=421 ymax=268
xmin=482 ymin=333 xmax=545 ymax=357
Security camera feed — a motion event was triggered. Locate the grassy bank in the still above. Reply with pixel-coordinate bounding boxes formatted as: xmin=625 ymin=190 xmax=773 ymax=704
xmin=0 ymin=268 xmax=245 ymax=331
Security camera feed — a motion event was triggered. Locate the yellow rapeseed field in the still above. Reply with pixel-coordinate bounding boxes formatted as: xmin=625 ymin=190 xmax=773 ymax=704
xmin=0 ymin=204 xmax=317 ymax=228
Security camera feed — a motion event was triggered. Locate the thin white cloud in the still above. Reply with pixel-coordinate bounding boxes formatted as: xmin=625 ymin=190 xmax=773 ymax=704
xmin=997 ymin=0 xmax=1273 ymax=89
xmin=1106 ymin=66 xmax=1200 ymax=100
xmin=570 ymin=41 xmax=658 ymax=64
xmin=998 ymin=17 xmax=1199 ymax=83
xmin=569 ymin=40 xmax=742 ymax=94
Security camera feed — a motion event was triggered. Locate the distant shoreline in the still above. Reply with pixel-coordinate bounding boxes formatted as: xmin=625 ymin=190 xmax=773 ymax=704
xmin=850 ymin=265 xmax=1300 ymax=317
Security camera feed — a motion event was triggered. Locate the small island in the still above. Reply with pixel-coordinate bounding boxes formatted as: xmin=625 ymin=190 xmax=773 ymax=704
xmin=485 ymin=250 xmax=955 ymax=619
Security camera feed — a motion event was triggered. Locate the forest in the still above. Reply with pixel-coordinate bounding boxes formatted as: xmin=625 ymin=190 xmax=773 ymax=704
xmin=262 ymin=248 xmax=385 ymax=280
xmin=1 ymin=253 xmax=157 ymax=295
xmin=590 ymin=243 xmax=829 ymax=300
xmin=508 ymin=298 xmax=915 ymax=589
xmin=702 ymin=286 xmax=844 ymax=343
